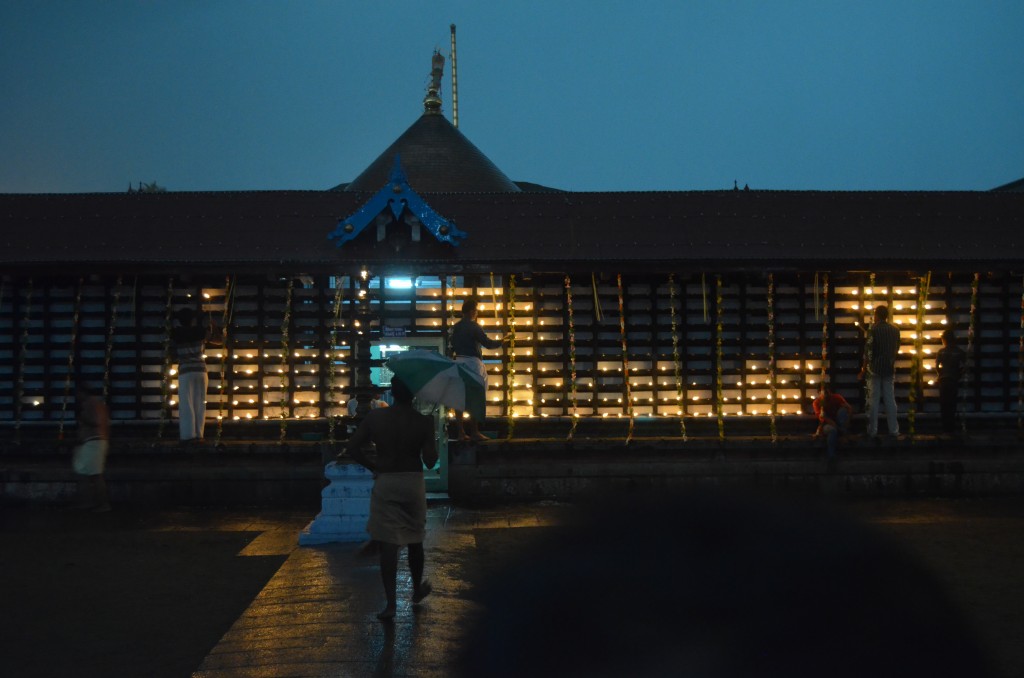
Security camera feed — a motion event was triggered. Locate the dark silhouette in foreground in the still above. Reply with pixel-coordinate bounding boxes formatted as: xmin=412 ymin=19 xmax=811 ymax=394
xmin=458 ymin=489 xmax=991 ymax=678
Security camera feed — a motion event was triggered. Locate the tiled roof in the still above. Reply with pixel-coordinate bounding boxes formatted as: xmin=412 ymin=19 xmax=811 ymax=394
xmin=1 ymin=189 xmax=1023 ymax=272
xmin=343 ymin=114 xmax=521 ymax=193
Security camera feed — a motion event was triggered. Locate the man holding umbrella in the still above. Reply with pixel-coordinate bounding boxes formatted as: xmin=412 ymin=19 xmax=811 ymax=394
xmin=345 ymin=376 xmax=438 ymax=621
xmin=451 ymin=298 xmax=510 ymax=440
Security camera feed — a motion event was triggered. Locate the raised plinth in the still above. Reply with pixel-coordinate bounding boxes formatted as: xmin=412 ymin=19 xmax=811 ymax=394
xmin=298 ymin=461 xmax=373 ymax=545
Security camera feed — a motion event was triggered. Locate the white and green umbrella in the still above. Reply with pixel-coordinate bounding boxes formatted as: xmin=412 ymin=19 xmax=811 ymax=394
xmin=384 ymin=350 xmax=487 ymax=422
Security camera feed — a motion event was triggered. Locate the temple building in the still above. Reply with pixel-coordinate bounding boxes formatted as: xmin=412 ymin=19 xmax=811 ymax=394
xmin=2 ymin=51 xmax=1024 ymax=466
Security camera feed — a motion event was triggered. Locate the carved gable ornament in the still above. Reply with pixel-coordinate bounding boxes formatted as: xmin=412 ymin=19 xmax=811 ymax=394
xmin=328 ymin=156 xmax=467 ymax=249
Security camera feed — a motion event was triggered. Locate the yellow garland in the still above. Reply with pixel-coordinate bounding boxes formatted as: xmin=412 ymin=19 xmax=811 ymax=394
xmin=14 ymin=278 xmax=33 ymax=441
xmin=617 ymin=274 xmax=634 ymax=442
xmin=279 ymin=278 xmax=294 ymax=442
xmin=103 ymin=276 xmax=122 ymax=400
xmin=669 ymin=274 xmax=686 ymax=440
xmin=715 ymin=274 xmax=724 ymax=441
xmin=820 ymin=273 xmax=829 ymax=388
xmin=908 ymin=272 xmax=931 ymax=437
xmin=565 ymin=275 xmax=579 ymax=440
xmin=767 ymin=273 xmax=777 ymax=442
xmin=327 ymin=278 xmax=345 ymax=444
xmin=57 ymin=278 xmax=84 ymax=441
xmin=446 ymin=275 xmax=457 ymax=356
xmin=506 ymin=274 xmax=516 ymax=439
xmin=215 ymin=274 xmax=233 ymax=445
xmin=157 ymin=277 xmax=175 ymax=439
xmin=963 ymin=273 xmax=980 ymax=433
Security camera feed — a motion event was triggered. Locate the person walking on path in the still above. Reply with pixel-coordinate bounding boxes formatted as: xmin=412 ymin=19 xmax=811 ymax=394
xmin=859 ymin=304 xmax=902 ymax=438
xmin=345 ymin=376 xmax=439 ymax=621
xmin=450 ymin=298 xmax=509 ymax=441
xmin=72 ymin=384 xmax=111 ymax=511
xmin=812 ymin=383 xmax=853 ymax=461
xmin=937 ymin=328 xmax=967 ymax=434
xmin=170 ymin=307 xmax=217 ymax=443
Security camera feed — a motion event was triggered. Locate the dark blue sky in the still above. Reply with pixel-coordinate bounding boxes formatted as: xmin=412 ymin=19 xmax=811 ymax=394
xmin=1 ymin=1 xmax=1021 ymax=193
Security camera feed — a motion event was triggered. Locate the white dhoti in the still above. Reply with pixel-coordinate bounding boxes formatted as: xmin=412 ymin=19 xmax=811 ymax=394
xmin=72 ymin=439 xmax=109 ymax=476
xmin=455 ymin=356 xmax=488 ymax=388
xmin=367 ymin=472 xmax=427 ymax=545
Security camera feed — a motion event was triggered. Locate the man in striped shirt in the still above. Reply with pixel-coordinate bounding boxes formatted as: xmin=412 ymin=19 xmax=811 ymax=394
xmin=171 ymin=307 xmax=216 ymax=443
xmin=859 ymin=304 xmax=901 ymax=437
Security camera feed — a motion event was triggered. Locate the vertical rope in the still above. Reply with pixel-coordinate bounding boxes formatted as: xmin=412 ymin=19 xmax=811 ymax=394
xmin=327 ymin=278 xmax=345 ymax=444
xmin=767 ymin=273 xmax=777 ymax=442
xmin=157 ymin=277 xmax=175 ymax=439
xmin=617 ymin=274 xmax=634 ymax=442
xmin=669 ymin=274 xmax=687 ymax=440
xmin=14 ymin=278 xmax=33 ymax=442
xmin=715 ymin=275 xmax=724 ymax=442
xmin=506 ymin=274 xmax=517 ymax=439
xmin=58 ymin=278 xmax=84 ymax=441
xmin=565 ymin=275 xmax=579 ymax=440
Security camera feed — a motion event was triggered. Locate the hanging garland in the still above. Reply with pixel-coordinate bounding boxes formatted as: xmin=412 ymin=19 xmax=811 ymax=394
xmin=715 ymin=275 xmax=724 ymax=441
xmin=58 ymin=278 xmax=84 ymax=441
xmin=446 ymin=275 xmax=457 ymax=355
xmin=819 ymin=273 xmax=829 ymax=388
xmin=279 ymin=278 xmax=294 ymax=442
xmin=214 ymin=275 xmax=234 ymax=445
xmin=157 ymin=277 xmax=175 ymax=439
xmin=506 ymin=274 xmax=517 ymax=439
xmin=963 ymin=272 xmax=980 ymax=433
xmin=490 ymin=272 xmax=500 ymax=322
xmin=669 ymin=274 xmax=687 ymax=440
xmin=767 ymin=273 xmax=777 ymax=442
xmin=701 ymin=273 xmax=708 ymax=323
xmin=14 ymin=278 xmax=34 ymax=442
xmin=617 ymin=274 xmax=634 ymax=442
xmin=103 ymin=276 xmax=122 ymax=400
xmin=908 ymin=272 xmax=932 ymax=437
xmin=327 ymin=278 xmax=346 ymax=444
xmin=564 ymin=275 xmax=579 ymax=440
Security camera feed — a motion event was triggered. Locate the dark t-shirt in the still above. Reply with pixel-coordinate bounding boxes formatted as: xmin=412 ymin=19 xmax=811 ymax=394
xmin=937 ymin=346 xmax=966 ymax=385
xmin=451 ymin=318 xmax=501 ymax=359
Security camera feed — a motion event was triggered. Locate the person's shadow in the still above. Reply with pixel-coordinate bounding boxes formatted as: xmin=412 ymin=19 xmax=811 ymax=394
xmin=372 ymin=608 xmax=425 ymax=677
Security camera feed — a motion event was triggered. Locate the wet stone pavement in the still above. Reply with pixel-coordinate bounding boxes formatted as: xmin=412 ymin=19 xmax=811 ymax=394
xmin=3 ymin=497 xmax=1024 ymax=677
xmin=192 ymin=503 xmax=569 ymax=678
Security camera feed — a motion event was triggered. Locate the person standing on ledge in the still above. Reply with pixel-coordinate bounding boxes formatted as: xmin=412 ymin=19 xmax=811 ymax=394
xmin=170 ymin=307 xmax=218 ymax=443
xmin=72 ymin=384 xmax=111 ymax=512
xmin=936 ymin=328 xmax=967 ymax=434
xmin=346 ymin=376 xmax=438 ymax=621
xmin=859 ymin=304 xmax=901 ymax=438
xmin=451 ymin=298 xmax=510 ymax=441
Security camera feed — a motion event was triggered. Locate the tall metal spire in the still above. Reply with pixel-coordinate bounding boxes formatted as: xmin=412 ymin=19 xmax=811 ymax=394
xmin=423 ymin=50 xmax=445 ymax=114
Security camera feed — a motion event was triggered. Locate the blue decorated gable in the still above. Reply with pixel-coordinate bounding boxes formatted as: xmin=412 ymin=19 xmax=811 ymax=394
xmin=328 ymin=156 xmax=467 ymax=248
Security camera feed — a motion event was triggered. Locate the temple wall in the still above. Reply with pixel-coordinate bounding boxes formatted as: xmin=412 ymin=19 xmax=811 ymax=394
xmin=0 ymin=270 xmax=1020 ymax=436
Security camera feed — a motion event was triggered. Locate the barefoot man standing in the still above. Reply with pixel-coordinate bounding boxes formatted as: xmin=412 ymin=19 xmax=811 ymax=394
xmin=345 ymin=376 xmax=439 ymax=620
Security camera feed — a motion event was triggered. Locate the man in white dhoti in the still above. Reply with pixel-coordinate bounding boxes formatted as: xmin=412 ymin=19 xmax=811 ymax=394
xmin=346 ymin=376 xmax=438 ymax=620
